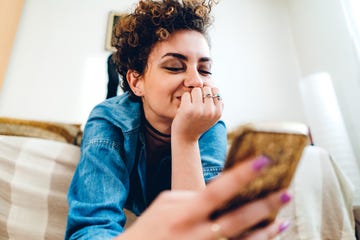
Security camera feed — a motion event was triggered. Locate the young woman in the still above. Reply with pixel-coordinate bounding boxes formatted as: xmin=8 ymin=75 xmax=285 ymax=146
xmin=65 ymin=0 xmax=291 ymax=239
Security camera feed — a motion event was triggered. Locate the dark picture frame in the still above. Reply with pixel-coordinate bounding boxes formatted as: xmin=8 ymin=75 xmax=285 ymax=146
xmin=105 ymin=11 xmax=124 ymax=52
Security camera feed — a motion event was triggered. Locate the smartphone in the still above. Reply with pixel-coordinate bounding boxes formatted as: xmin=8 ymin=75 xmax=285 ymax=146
xmin=210 ymin=122 xmax=310 ymax=225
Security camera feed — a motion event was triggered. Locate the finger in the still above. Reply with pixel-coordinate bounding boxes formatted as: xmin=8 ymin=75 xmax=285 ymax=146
xmin=211 ymin=87 xmax=223 ymax=104
xmin=180 ymin=92 xmax=191 ymax=107
xmin=211 ymin=87 xmax=224 ymax=116
xmin=202 ymin=86 xmax=214 ymax=103
xmin=194 ymin=155 xmax=270 ymax=216
xmin=191 ymin=87 xmax=203 ymax=104
xmin=240 ymin=219 xmax=291 ymax=240
xmin=202 ymin=86 xmax=217 ymax=119
xmin=215 ymin=190 xmax=292 ymax=237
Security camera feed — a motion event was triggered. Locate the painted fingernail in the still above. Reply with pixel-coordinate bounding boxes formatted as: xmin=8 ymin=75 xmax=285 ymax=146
xmin=252 ymin=155 xmax=270 ymax=171
xmin=280 ymin=192 xmax=292 ymax=203
xmin=279 ymin=220 xmax=291 ymax=233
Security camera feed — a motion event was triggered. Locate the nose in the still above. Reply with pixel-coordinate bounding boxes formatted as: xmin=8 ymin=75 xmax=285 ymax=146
xmin=184 ymin=69 xmax=204 ymax=88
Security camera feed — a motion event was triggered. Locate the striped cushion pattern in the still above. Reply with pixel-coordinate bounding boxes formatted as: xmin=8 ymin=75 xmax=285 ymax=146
xmin=0 ymin=135 xmax=80 ymax=240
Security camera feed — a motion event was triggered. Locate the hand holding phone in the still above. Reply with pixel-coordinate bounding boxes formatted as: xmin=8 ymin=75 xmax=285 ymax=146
xmin=211 ymin=122 xmax=310 ymax=225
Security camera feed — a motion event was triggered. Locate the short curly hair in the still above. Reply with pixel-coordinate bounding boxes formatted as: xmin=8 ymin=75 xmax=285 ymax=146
xmin=112 ymin=0 xmax=217 ymax=100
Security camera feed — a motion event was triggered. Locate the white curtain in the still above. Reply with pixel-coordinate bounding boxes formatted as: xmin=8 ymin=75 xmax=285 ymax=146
xmin=300 ymin=72 xmax=360 ymax=207
xmin=340 ymin=0 xmax=360 ymax=59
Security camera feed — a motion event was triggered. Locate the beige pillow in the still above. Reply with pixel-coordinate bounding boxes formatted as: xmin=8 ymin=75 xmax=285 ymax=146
xmin=0 ymin=135 xmax=80 ymax=240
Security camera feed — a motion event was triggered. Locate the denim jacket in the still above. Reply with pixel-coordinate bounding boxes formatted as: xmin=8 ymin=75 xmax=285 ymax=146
xmin=65 ymin=92 xmax=227 ymax=240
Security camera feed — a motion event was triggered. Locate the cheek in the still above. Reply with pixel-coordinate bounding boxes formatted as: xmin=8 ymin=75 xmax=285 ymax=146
xmin=144 ymin=74 xmax=182 ymax=99
xmin=153 ymin=82 xmax=179 ymax=96
xmin=146 ymin=87 xmax=173 ymax=104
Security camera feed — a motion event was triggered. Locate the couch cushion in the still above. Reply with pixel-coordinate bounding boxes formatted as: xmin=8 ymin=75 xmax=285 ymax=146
xmin=0 ymin=117 xmax=83 ymax=146
xmin=0 ymin=135 xmax=80 ymax=239
xmin=276 ymin=146 xmax=356 ymax=239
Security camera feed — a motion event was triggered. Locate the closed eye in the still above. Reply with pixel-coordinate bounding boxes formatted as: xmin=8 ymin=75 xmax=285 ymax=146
xmin=199 ymin=69 xmax=212 ymax=76
xmin=164 ymin=67 xmax=184 ymax=72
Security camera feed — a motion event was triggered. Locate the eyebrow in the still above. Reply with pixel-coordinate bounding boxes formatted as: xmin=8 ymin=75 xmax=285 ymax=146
xmin=161 ymin=52 xmax=212 ymax=63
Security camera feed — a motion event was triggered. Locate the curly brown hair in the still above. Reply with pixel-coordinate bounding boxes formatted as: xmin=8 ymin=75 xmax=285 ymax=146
xmin=112 ymin=0 xmax=217 ymax=100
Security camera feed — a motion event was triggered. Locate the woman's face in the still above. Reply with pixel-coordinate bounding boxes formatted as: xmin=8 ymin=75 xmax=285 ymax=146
xmin=135 ymin=30 xmax=213 ymax=130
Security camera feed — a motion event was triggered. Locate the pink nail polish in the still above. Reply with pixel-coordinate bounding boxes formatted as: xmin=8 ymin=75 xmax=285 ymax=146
xmin=280 ymin=192 xmax=292 ymax=203
xmin=279 ymin=220 xmax=291 ymax=233
xmin=252 ymin=155 xmax=270 ymax=171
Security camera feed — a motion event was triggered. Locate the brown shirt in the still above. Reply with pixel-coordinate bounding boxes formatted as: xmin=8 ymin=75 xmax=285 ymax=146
xmin=144 ymin=119 xmax=172 ymax=203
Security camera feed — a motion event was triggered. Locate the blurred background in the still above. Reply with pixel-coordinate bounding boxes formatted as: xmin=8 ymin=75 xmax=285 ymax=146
xmin=0 ymin=0 xmax=359 ymax=202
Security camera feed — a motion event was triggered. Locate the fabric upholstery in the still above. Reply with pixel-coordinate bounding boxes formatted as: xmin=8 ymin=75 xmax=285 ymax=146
xmin=0 ymin=117 xmax=82 ymax=146
xmin=276 ymin=146 xmax=357 ymax=240
xmin=0 ymin=136 xmax=80 ymax=239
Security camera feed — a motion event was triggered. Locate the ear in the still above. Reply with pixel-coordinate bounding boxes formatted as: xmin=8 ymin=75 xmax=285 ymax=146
xmin=126 ymin=70 xmax=144 ymax=96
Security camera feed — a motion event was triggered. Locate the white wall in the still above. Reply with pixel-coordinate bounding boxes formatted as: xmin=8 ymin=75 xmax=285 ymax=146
xmin=0 ymin=0 xmax=305 ymax=129
xmin=211 ymin=0 xmax=305 ymax=130
xmin=288 ymin=0 xmax=360 ymax=162
xmin=0 ymin=0 xmax=138 ymax=124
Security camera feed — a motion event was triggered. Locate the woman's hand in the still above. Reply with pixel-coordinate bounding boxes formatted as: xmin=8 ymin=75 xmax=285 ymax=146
xmin=115 ymin=156 xmax=291 ymax=240
xmin=171 ymin=86 xmax=224 ymax=142
xmin=170 ymin=86 xmax=224 ymax=190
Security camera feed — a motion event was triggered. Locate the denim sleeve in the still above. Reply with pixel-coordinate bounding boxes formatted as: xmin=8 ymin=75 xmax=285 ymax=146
xmin=199 ymin=120 xmax=227 ymax=183
xmin=65 ymin=139 xmax=130 ymax=240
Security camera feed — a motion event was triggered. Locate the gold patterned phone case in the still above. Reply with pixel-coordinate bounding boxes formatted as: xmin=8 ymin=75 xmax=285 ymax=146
xmin=211 ymin=122 xmax=310 ymax=224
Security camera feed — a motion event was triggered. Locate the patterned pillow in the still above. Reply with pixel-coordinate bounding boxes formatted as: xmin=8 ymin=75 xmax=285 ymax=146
xmin=0 ymin=117 xmax=82 ymax=146
xmin=0 ymin=135 xmax=80 ymax=239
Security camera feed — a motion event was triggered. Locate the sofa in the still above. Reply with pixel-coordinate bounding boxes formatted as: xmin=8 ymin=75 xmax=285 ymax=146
xmin=0 ymin=117 xmax=358 ymax=239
